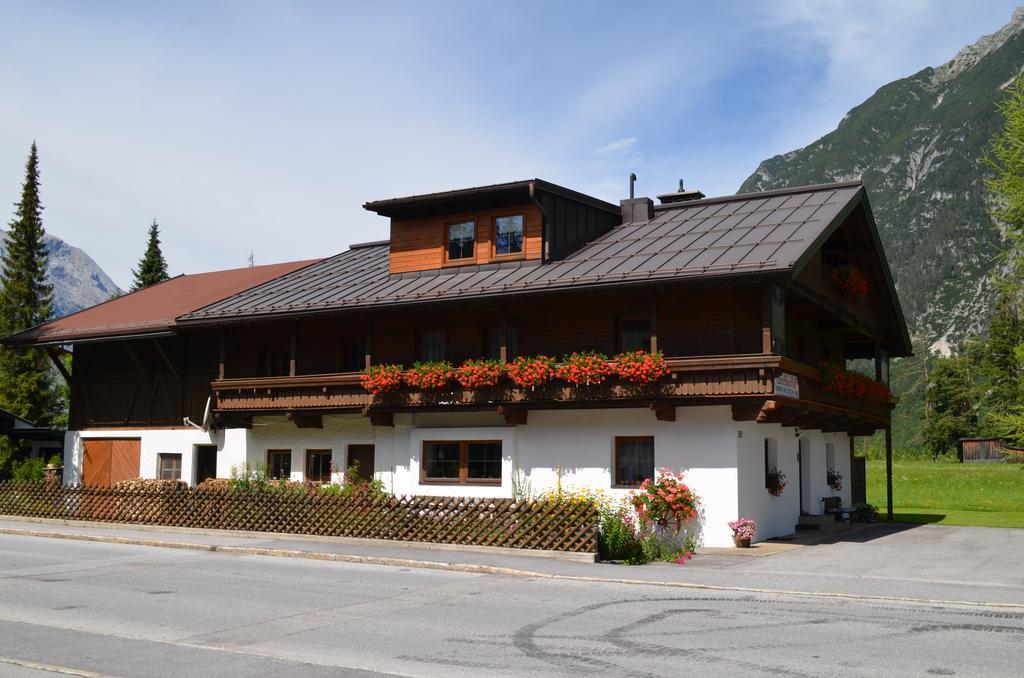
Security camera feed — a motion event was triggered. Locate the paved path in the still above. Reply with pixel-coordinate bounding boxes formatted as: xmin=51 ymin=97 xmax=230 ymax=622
xmin=1 ymin=522 xmax=1023 ymax=676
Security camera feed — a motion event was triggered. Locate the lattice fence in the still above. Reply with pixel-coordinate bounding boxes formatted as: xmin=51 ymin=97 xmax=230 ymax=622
xmin=0 ymin=482 xmax=598 ymax=552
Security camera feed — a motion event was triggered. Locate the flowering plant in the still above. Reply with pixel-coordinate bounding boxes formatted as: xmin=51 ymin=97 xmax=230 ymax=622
xmin=506 ymin=355 xmax=557 ymax=388
xmin=454 ymin=358 xmax=503 ymax=388
xmin=727 ymin=518 xmax=757 ymax=541
xmin=630 ymin=468 xmax=700 ymax=531
xmin=766 ymin=467 xmax=786 ymax=497
xmin=558 ymin=351 xmax=612 ymax=386
xmin=819 ymin=361 xmax=892 ymax=407
xmin=360 ymin=364 xmax=405 ymax=394
xmin=831 ymin=264 xmax=869 ymax=300
xmin=613 ymin=350 xmax=669 ymax=383
xmin=404 ymin=361 xmax=453 ymax=389
xmin=827 ymin=469 xmax=843 ymax=492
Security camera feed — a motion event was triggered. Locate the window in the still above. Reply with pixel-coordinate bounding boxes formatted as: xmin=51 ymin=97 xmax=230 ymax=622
xmin=619 ymin=318 xmax=651 ymax=353
xmin=764 ymin=438 xmax=778 ymax=488
xmin=419 ymin=330 xmax=447 ymax=361
xmin=422 ymin=441 xmax=502 ymax=484
xmin=158 ymin=453 xmax=182 ymax=481
xmin=614 ymin=437 xmax=654 ymax=487
xmin=306 ymin=449 xmax=332 ymax=483
xmin=487 ymin=326 xmax=519 ymax=361
xmin=494 ymin=214 xmax=524 ymax=256
xmin=267 ymin=449 xmax=292 ymax=480
xmin=447 ymin=220 xmax=475 ymax=261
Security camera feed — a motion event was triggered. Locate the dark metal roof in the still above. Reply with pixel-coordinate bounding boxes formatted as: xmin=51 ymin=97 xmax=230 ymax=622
xmin=363 ymin=178 xmax=620 ymax=219
xmin=181 ymin=181 xmax=870 ymax=324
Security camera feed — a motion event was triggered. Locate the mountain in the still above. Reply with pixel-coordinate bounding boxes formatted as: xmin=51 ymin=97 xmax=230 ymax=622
xmin=739 ymin=8 xmax=1024 ymax=450
xmin=0 ymin=229 xmax=122 ymax=319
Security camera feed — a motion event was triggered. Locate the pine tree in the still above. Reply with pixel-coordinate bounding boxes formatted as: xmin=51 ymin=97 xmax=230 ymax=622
xmin=980 ymin=290 xmax=1024 ymax=410
xmin=0 ymin=143 xmax=60 ymax=476
xmin=129 ymin=220 xmax=170 ymax=291
xmin=922 ymin=355 xmax=978 ymax=460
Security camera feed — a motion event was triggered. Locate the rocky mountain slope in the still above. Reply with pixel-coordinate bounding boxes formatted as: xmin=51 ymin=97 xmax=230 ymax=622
xmin=739 ymin=9 xmax=1024 ymax=450
xmin=0 ymin=229 xmax=121 ymax=319
xmin=742 ymin=7 xmax=1024 ymax=352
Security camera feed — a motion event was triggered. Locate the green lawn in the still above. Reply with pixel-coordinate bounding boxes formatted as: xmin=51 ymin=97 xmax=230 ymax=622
xmin=866 ymin=459 xmax=1024 ymax=528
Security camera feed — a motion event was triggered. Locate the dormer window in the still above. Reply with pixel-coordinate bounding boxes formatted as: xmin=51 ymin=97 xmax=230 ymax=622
xmin=494 ymin=214 xmax=524 ymax=256
xmin=447 ymin=220 xmax=475 ymax=261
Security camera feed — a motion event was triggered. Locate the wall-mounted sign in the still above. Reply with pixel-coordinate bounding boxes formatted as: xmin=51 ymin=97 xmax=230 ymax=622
xmin=774 ymin=372 xmax=800 ymax=399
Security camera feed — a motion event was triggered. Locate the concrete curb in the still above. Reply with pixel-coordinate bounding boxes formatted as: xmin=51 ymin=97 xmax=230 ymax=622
xmin=4 ymin=525 xmax=1024 ymax=610
xmin=0 ymin=515 xmax=596 ymax=563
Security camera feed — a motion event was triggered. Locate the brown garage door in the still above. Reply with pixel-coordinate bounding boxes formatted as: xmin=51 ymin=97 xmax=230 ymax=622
xmin=83 ymin=439 xmax=141 ymax=486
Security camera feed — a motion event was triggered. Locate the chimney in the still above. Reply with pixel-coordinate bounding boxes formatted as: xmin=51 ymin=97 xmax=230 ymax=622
xmin=657 ymin=178 xmax=705 ymax=205
xmin=620 ymin=172 xmax=654 ymax=224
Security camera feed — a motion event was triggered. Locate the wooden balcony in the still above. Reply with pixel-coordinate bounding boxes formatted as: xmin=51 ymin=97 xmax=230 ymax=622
xmin=211 ymin=354 xmax=892 ymax=434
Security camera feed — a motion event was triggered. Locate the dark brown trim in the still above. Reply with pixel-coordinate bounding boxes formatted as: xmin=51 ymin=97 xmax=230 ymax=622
xmin=420 ymin=440 xmax=502 ymax=485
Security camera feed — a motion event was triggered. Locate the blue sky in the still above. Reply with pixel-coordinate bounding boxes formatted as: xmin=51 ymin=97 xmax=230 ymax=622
xmin=0 ymin=0 xmax=1020 ymax=288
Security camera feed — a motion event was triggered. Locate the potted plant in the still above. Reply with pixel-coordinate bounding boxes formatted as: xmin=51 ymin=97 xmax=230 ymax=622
xmin=727 ymin=518 xmax=756 ymax=548
xmin=629 ymin=468 xmax=700 ymax=535
xmin=827 ymin=469 xmax=843 ymax=492
xmin=766 ymin=467 xmax=786 ymax=497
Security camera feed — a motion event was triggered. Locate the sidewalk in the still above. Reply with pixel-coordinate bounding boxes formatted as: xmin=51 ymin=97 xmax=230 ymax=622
xmin=3 ymin=515 xmax=1024 ymax=607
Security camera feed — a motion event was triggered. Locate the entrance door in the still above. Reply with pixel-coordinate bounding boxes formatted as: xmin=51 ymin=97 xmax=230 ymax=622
xmin=346 ymin=445 xmax=375 ymax=482
xmin=82 ymin=438 xmax=141 ymax=486
xmin=195 ymin=445 xmax=218 ymax=484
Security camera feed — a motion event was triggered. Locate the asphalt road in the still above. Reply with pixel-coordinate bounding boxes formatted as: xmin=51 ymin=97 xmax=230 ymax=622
xmin=0 ymin=534 xmax=1022 ymax=677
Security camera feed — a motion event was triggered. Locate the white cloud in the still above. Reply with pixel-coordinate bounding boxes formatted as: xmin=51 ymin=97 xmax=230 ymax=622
xmin=593 ymin=137 xmax=637 ymax=156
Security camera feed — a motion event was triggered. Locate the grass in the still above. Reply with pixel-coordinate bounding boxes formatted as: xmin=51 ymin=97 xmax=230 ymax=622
xmin=866 ymin=459 xmax=1024 ymax=528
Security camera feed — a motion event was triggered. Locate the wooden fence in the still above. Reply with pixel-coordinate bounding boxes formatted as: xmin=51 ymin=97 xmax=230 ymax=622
xmin=0 ymin=482 xmax=598 ymax=553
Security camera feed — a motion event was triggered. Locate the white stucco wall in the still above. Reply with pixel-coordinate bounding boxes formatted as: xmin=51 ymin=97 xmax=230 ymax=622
xmin=65 ymin=405 xmax=835 ymax=548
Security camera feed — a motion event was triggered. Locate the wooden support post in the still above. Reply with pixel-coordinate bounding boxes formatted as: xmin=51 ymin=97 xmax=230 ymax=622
xmin=849 ymin=434 xmax=857 ymax=502
xmin=760 ymin=287 xmax=772 ymax=354
xmin=500 ymin=302 xmax=509 ymax=363
xmin=365 ymin=317 xmax=374 ymax=369
xmin=650 ymin=401 xmax=675 ymax=422
xmin=874 ymin=341 xmax=883 ymax=382
xmin=151 ymin=338 xmax=182 ymax=384
xmin=218 ymin=329 xmax=226 ymax=380
xmin=45 ymin=348 xmax=71 ymax=383
xmin=885 ymin=425 xmax=894 ymax=521
xmin=287 ymin=411 xmax=322 ymax=429
xmin=289 ymin=321 xmax=298 ymax=377
xmin=368 ymin=411 xmax=393 ymax=427
xmin=649 ymin=291 xmax=659 ymax=354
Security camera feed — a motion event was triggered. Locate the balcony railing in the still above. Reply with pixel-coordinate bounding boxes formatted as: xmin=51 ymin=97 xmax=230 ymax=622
xmin=211 ymin=354 xmax=892 ymax=429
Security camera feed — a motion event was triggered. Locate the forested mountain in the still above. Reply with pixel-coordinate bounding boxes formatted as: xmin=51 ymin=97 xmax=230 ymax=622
xmin=739 ymin=8 xmax=1024 ymax=449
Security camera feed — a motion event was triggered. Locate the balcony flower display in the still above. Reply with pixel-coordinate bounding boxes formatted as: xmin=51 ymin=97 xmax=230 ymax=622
xmin=727 ymin=518 xmax=756 ymax=547
xmin=827 ymin=469 xmax=843 ymax=492
xmin=629 ymin=468 xmax=700 ymax=533
xmin=831 ymin=264 xmax=869 ymax=300
xmin=613 ymin=350 xmax=669 ymax=384
xmin=360 ymin=364 xmax=405 ymax=395
xmin=404 ymin=361 xmax=454 ymax=389
xmin=506 ymin=355 xmax=557 ymax=389
xmin=766 ymin=467 xmax=786 ymax=497
xmin=454 ymin=358 xmax=504 ymax=389
xmin=819 ymin=361 xmax=892 ymax=407
xmin=558 ymin=351 xmax=612 ymax=386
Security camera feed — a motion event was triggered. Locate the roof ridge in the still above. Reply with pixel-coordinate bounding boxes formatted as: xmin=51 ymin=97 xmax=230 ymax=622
xmin=653 ymin=180 xmax=864 ymax=211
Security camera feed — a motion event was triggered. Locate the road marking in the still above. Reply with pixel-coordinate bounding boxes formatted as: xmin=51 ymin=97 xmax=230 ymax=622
xmin=0 ymin=656 xmax=115 ymax=677
xmin=4 ymin=527 xmax=1024 ymax=610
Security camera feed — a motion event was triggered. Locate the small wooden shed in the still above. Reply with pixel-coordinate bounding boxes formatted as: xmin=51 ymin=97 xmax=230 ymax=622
xmin=958 ymin=437 xmax=1008 ymax=463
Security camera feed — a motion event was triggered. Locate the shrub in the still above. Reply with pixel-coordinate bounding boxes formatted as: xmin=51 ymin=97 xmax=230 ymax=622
xmin=11 ymin=458 xmax=46 ymax=482
xmin=852 ymin=502 xmax=878 ymax=522
xmin=455 ymin=358 xmax=503 ymax=388
xmin=613 ymin=350 xmax=669 ymax=383
xmin=360 ymin=364 xmax=405 ymax=394
xmin=506 ymin=355 xmax=557 ymax=389
xmin=558 ymin=351 xmax=612 ymax=386
xmin=597 ymin=506 xmax=644 ymax=563
xmin=229 ymin=462 xmax=271 ymax=493
xmin=404 ymin=361 xmax=453 ymax=389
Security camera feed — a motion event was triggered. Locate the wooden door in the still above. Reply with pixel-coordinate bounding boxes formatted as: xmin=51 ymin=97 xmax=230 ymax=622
xmin=195 ymin=445 xmax=218 ymax=484
xmin=82 ymin=438 xmax=140 ymax=486
xmin=346 ymin=445 xmax=375 ymax=481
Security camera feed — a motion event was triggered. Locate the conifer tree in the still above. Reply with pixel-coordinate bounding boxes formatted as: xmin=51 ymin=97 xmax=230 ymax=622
xmin=129 ymin=220 xmax=170 ymax=291
xmin=0 ymin=143 xmax=60 ymax=475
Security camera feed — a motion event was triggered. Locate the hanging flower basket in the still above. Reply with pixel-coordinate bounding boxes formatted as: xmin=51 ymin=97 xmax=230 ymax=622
xmin=831 ymin=265 xmax=869 ymax=300
xmin=613 ymin=350 xmax=669 ymax=383
xmin=558 ymin=351 xmax=612 ymax=386
xmin=827 ymin=469 xmax=843 ymax=492
xmin=404 ymin=361 xmax=453 ymax=389
xmin=506 ymin=355 xmax=557 ymax=389
xmin=454 ymin=358 xmax=503 ymax=389
xmin=360 ymin=364 xmax=405 ymax=395
xmin=766 ymin=467 xmax=786 ymax=497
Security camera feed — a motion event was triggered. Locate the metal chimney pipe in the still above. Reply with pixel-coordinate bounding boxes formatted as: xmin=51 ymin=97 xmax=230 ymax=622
xmin=629 ymin=173 xmax=637 ymax=199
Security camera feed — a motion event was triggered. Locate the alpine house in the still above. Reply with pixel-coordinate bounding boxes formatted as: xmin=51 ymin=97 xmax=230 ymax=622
xmin=3 ymin=178 xmax=909 ymax=546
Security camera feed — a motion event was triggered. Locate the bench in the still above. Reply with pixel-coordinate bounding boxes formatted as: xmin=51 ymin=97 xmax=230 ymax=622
xmin=822 ymin=496 xmax=854 ymax=524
